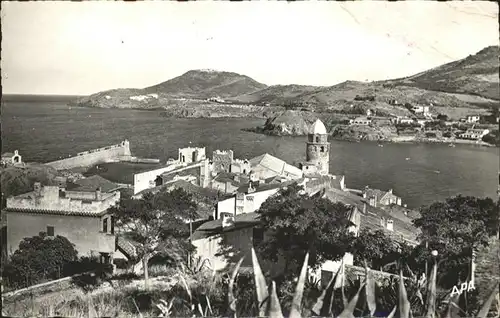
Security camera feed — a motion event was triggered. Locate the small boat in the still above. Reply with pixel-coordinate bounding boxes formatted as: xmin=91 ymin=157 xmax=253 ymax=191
xmin=405 ymin=157 xmax=410 ymax=161
xmin=378 ymin=144 xmax=384 ymax=147
xmin=448 ymin=143 xmax=455 ymax=147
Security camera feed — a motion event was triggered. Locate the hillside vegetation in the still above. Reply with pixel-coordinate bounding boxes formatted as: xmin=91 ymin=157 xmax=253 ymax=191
xmin=383 ymin=46 xmax=499 ymax=100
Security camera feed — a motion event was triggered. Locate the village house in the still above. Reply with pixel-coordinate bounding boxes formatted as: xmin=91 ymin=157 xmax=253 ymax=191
xmin=1 ymin=150 xmax=23 ymax=167
xmin=411 ymin=105 xmax=430 ymax=116
xmin=192 ymin=197 xmax=361 ymax=276
xmin=459 ymin=128 xmax=490 ymax=140
xmin=192 ymin=182 xmax=418 ymax=279
xmin=362 ymin=186 xmax=402 ymax=207
xmin=4 ymin=180 xmax=120 ymax=264
xmin=210 ymin=172 xmax=249 ymax=194
xmin=413 ymin=115 xmax=431 ymax=127
xmin=349 ymin=116 xmax=372 ymax=126
xmin=462 ymin=115 xmax=481 ymax=123
xmin=392 ymin=116 xmax=414 ymax=125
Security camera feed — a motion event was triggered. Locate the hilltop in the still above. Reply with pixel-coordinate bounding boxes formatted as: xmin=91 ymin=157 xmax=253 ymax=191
xmin=144 ymin=69 xmax=267 ymax=99
xmin=72 ymin=46 xmax=499 ymax=116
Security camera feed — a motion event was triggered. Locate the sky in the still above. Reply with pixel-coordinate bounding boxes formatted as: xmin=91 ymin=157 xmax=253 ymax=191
xmin=1 ymin=1 xmax=498 ymax=95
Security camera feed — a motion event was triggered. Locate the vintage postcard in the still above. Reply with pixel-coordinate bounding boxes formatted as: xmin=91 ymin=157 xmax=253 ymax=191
xmin=1 ymin=1 xmax=499 ymax=317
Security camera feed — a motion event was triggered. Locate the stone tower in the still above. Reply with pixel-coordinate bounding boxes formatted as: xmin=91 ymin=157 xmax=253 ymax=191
xmin=306 ymin=119 xmax=330 ymax=175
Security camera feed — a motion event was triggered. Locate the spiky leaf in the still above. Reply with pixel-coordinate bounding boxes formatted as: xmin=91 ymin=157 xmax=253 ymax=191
xmin=267 ymin=281 xmax=284 ymax=318
xmin=251 ymin=248 xmax=269 ymax=317
xmin=398 ymin=270 xmax=411 ymax=318
xmin=289 ymin=252 xmax=309 ymax=318
xmin=425 ymin=261 xmax=438 ymax=318
xmin=338 ymin=283 xmax=365 ymax=318
xmin=365 ymin=261 xmax=377 ymax=316
xmin=311 ymin=259 xmax=344 ymax=316
xmin=386 ymin=305 xmax=397 ymax=318
xmin=228 ymin=257 xmax=245 ymax=313
xmin=477 ymin=281 xmax=500 ymax=318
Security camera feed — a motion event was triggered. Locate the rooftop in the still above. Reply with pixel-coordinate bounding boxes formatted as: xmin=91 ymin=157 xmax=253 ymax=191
xmin=237 ymin=178 xmax=301 ymax=195
xmin=324 ymin=188 xmax=419 ymax=242
xmin=310 ymin=119 xmax=328 ymax=135
xmin=67 ymin=175 xmax=122 ymax=193
xmin=213 ymin=172 xmax=248 ymax=187
xmin=249 ymin=153 xmax=303 ymax=178
xmin=192 ymin=212 xmax=261 ymax=240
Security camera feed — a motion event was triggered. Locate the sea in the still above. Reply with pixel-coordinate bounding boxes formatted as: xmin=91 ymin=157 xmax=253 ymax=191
xmin=1 ymin=100 xmax=499 ymax=209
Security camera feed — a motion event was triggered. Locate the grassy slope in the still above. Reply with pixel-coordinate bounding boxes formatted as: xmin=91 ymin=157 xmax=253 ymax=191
xmin=384 ymin=46 xmax=499 ymax=101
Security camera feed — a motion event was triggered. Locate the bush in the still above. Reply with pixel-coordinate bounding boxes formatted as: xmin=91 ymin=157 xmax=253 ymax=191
xmin=2 ymin=232 xmax=78 ymax=289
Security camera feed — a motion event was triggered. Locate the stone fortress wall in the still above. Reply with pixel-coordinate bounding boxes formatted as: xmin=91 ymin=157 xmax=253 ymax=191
xmin=45 ymin=140 xmax=132 ymax=170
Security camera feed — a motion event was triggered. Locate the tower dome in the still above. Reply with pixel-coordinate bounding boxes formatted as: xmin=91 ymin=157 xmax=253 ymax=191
xmin=310 ymin=119 xmax=327 ymax=135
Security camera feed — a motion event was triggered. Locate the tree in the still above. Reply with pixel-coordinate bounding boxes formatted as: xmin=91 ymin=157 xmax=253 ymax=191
xmin=436 ymin=114 xmax=448 ymax=121
xmin=255 ymin=184 xmax=354 ymax=277
xmin=3 ymin=232 xmax=78 ymax=288
xmin=412 ymin=196 xmax=499 ymax=287
xmin=111 ymin=188 xmax=198 ymax=289
xmin=351 ymin=229 xmax=401 ymax=270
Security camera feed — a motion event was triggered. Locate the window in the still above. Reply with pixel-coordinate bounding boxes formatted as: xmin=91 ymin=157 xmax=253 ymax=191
xmin=110 ymin=216 xmax=115 ymax=234
xmin=315 ymin=136 xmax=319 ymax=142
xmin=320 ymin=146 xmax=325 ymax=152
xmin=47 ymin=226 xmax=54 ymax=237
xmin=102 ymin=218 xmax=108 ymax=233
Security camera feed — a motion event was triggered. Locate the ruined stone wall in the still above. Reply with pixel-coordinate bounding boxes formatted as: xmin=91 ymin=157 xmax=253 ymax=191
xmin=45 ymin=141 xmax=132 ymax=170
xmin=212 ymin=150 xmax=234 ymax=174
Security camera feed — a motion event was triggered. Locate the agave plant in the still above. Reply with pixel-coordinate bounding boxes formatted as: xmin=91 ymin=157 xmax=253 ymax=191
xmin=156 ymin=247 xmax=499 ymax=317
xmin=225 ymin=248 xmax=499 ymax=318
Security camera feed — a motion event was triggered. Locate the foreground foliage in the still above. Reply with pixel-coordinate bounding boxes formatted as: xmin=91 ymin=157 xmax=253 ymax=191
xmin=2 ymin=232 xmax=78 ymax=289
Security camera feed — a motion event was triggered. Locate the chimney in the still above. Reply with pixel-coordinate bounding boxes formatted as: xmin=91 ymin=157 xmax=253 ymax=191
xmin=34 ymin=182 xmax=42 ymax=197
xmin=363 ymin=202 xmax=367 ymax=214
xmin=248 ymin=182 xmax=256 ymax=194
xmin=222 ymin=213 xmax=235 ymax=228
xmin=95 ymin=187 xmax=102 ymax=200
xmin=386 ymin=219 xmax=394 ymax=231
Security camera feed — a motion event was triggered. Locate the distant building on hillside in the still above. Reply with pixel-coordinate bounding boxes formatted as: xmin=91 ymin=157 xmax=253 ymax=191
xmin=462 ymin=115 xmax=481 ymax=123
xmin=4 ymin=182 xmax=120 ymax=265
xmin=411 ymin=105 xmax=430 ymax=116
xmin=1 ymin=150 xmax=23 ymax=167
xmin=459 ymin=128 xmax=490 ymax=140
xmin=349 ymin=117 xmax=372 ymax=126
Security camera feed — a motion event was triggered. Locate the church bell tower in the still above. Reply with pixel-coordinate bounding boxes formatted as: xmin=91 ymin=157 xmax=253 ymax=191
xmin=306 ymin=119 xmax=330 ymax=175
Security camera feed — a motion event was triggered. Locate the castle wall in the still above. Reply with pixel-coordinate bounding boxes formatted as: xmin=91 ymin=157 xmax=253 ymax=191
xmin=46 ymin=141 xmax=132 ymax=170
xmin=133 ymin=163 xmax=185 ymax=195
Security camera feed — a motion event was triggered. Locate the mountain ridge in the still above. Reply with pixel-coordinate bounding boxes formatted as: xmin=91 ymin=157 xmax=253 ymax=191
xmin=72 ymin=46 xmax=499 ymax=111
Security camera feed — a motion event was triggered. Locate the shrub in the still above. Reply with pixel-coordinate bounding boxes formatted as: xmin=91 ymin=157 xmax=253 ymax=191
xmin=2 ymin=232 xmax=78 ymax=289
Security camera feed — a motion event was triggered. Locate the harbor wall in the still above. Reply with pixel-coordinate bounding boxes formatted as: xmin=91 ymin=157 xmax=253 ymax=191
xmin=45 ymin=140 xmax=132 ymax=170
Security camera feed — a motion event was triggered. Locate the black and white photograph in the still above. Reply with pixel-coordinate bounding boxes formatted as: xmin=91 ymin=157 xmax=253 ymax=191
xmin=1 ymin=1 xmax=499 ymax=317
